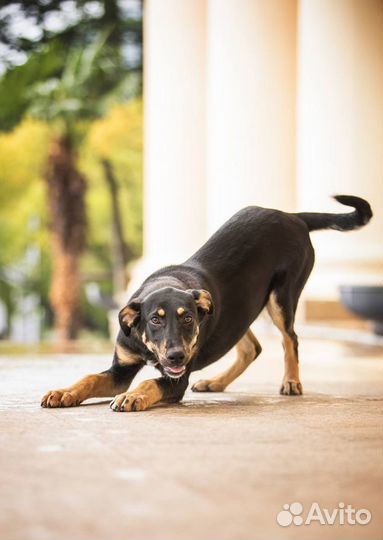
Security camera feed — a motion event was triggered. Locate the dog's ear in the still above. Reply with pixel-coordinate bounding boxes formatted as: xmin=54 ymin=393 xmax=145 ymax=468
xmin=188 ymin=289 xmax=214 ymax=315
xmin=118 ymin=299 xmax=141 ymax=336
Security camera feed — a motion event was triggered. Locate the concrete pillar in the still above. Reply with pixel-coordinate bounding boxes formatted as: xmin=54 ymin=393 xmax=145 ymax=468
xmin=144 ymin=0 xmax=207 ymax=269
xmin=296 ymin=0 xmax=383 ymax=303
xmin=297 ymin=0 xmax=383 ymax=265
xmin=206 ymin=0 xmax=297 ymax=233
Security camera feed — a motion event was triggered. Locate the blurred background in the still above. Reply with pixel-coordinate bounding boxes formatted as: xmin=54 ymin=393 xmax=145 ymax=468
xmin=0 ymin=0 xmax=382 ymax=350
xmin=0 ymin=0 xmax=143 ymax=347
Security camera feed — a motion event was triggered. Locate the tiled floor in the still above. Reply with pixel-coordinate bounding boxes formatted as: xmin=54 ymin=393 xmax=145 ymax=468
xmin=0 ymin=335 xmax=382 ymax=540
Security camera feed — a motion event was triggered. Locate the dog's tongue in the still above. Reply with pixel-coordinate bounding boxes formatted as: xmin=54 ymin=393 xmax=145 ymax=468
xmin=166 ymin=366 xmax=185 ymax=374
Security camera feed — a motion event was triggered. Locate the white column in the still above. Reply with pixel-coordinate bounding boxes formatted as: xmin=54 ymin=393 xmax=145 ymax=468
xmin=206 ymin=0 xmax=297 ymax=233
xmin=297 ymin=0 xmax=383 ymax=265
xmin=143 ymin=0 xmax=207 ymax=271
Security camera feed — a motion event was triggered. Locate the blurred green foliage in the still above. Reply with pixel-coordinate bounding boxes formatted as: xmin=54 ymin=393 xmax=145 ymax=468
xmin=0 ymin=1 xmax=143 ymax=338
xmin=0 ymin=118 xmax=50 ymax=268
xmin=0 ymin=100 xmax=143 ymax=335
xmin=83 ymin=99 xmax=143 ymax=260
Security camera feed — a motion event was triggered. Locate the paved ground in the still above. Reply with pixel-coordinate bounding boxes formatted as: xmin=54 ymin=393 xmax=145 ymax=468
xmin=0 ymin=335 xmax=382 ymax=540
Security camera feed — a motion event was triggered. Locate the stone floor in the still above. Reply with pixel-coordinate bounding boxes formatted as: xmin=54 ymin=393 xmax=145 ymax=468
xmin=0 ymin=335 xmax=382 ymax=540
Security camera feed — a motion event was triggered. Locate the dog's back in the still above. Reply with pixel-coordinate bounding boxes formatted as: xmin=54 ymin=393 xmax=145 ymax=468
xmin=187 ymin=206 xmax=314 ymax=368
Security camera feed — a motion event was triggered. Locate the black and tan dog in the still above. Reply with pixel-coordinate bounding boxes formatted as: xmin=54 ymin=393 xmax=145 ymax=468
xmin=41 ymin=195 xmax=372 ymax=412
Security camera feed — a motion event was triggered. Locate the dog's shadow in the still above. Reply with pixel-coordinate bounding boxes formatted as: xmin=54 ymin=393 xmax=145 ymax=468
xmin=75 ymin=392 xmax=302 ymax=414
xmin=41 ymin=392 xmax=364 ymax=416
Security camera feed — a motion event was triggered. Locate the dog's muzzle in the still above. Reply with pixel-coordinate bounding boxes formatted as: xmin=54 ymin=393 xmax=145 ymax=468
xmin=163 ymin=347 xmax=187 ymax=378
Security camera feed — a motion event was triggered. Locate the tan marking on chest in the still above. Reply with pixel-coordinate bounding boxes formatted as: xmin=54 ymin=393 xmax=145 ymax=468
xmin=115 ymin=344 xmax=142 ymax=365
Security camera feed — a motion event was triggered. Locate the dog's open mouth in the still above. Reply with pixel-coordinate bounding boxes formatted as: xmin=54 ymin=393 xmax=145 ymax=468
xmin=163 ymin=365 xmax=186 ymax=378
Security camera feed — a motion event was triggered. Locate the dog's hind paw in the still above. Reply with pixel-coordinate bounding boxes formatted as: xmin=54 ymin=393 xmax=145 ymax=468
xmin=191 ymin=379 xmax=226 ymax=393
xmin=41 ymin=390 xmax=80 ymax=408
xmin=280 ymin=380 xmax=303 ymax=396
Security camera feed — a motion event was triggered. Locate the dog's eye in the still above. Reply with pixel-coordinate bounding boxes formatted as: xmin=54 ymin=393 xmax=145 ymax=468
xmin=184 ymin=316 xmax=193 ymax=324
xmin=150 ymin=316 xmax=161 ymax=325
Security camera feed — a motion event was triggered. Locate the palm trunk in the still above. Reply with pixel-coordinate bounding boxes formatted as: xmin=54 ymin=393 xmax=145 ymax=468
xmin=45 ymin=135 xmax=86 ymax=341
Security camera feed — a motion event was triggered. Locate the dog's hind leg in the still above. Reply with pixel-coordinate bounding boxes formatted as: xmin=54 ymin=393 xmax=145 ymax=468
xmin=267 ymin=290 xmax=302 ymax=396
xmin=191 ymin=329 xmax=261 ymax=392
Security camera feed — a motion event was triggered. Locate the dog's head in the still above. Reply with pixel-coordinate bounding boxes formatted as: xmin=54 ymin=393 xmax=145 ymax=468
xmin=119 ymin=287 xmax=214 ymax=378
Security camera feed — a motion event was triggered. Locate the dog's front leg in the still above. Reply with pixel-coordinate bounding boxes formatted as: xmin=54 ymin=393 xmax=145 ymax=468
xmin=110 ymin=374 xmax=189 ymax=412
xmin=41 ymin=364 xmax=143 ymax=408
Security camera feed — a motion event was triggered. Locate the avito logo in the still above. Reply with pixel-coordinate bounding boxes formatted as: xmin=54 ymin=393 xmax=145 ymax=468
xmin=276 ymin=502 xmax=371 ymax=527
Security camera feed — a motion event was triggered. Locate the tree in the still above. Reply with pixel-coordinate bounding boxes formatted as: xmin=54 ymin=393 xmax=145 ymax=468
xmin=45 ymin=135 xmax=86 ymax=340
xmin=101 ymin=158 xmax=133 ymax=294
xmin=0 ymin=0 xmax=142 ymax=341
xmin=84 ymin=99 xmax=143 ymax=296
xmin=0 ymin=1 xmax=143 ymax=73
xmin=26 ymin=36 xmax=121 ymax=340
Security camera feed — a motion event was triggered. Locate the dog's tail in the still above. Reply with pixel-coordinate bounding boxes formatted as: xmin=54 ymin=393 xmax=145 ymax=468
xmin=295 ymin=195 xmax=373 ymax=232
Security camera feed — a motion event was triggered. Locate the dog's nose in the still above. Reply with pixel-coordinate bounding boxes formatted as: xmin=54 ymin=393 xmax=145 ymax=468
xmin=166 ymin=348 xmax=186 ymax=364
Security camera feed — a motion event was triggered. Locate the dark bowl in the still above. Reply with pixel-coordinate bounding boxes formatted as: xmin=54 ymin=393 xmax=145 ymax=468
xmin=339 ymin=285 xmax=383 ymax=335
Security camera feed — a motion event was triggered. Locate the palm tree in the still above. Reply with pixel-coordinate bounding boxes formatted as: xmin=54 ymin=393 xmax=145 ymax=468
xmin=26 ymin=37 xmax=138 ymax=340
xmin=45 ymin=133 xmax=86 ymax=340
xmin=0 ymin=0 xmax=142 ymax=341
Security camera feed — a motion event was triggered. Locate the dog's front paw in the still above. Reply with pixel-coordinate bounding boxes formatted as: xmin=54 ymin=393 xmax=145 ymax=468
xmin=110 ymin=392 xmax=150 ymax=412
xmin=41 ymin=389 xmax=80 ymax=408
xmin=191 ymin=379 xmax=226 ymax=392
xmin=280 ymin=380 xmax=303 ymax=396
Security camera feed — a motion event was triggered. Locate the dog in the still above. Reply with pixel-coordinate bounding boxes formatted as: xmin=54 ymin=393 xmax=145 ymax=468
xmin=41 ymin=195 xmax=372 ymax=412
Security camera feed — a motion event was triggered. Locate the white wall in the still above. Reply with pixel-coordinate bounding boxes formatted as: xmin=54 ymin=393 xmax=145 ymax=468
xmin=144 ymin=0 xmax=207 ymax=269
xmin=297 ymin=0 xmax=383 ymax=263
xmin=206 ymin=0 xmax=297 ymax=233
xmin=137 ymin=0 xmax=382 ymax=305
